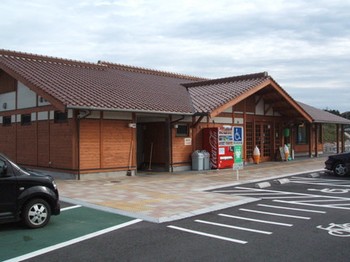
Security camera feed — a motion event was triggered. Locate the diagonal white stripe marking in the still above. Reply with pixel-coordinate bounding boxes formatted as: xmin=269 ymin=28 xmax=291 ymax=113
xmin=239 ymin=208 xmax=310 ymax=220
xmin=218 ymin=214 xmax=293 ymax=227
xmin=236 ymin=187 xmax=350 ymax=200
xmin=257 ymin=204 xmax=326 ymax=214
xmin=273 ymin=200 xmax=350 ymax=210
xmin=167 ymin=225 xmax=247 ymax=244
xmin=290 ymin=181 xmax=350 ymax=188
xmin=195 ymin=220 xmax=272 ymax=235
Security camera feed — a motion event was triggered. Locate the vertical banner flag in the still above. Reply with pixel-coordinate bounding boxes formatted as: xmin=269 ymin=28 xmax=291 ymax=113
xmin=233 ymin=126 xmax=244 ymax=170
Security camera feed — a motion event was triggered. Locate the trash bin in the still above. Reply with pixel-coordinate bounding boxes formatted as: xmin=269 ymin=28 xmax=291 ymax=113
xmin=201 ymin=150 xmax=210 ymax=170
xmin=192 ymin=150 xmax=204 ymax=171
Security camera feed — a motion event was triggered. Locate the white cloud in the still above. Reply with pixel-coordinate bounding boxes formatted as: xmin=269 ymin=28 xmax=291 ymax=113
xmin=0 ymin=0 xmax=350 ymax=112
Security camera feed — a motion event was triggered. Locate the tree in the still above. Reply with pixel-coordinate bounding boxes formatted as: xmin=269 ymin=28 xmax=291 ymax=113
xmin=325 ymin=108 xmax=341 ymax=116
xmin=341 ymin=111 xmax=350 ymax=120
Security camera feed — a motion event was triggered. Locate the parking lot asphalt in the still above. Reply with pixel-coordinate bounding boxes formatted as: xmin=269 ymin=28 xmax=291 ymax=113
xmin=57 ymin=157 xmax=327 ymax=223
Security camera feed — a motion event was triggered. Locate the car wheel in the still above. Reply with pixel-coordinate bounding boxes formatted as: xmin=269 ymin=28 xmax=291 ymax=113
xmin=334 ymin=162 xmax=348 ymax=176
xmin=22 ymin=199 xmax=51 ymax=229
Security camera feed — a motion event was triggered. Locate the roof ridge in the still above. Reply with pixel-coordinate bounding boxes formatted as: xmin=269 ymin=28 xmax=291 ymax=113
xmin=0 ymin=49 xmax=104 ymax=70
xmin=98 ymin=60 xmax=205 ymax=81
xmin=183 ymin=72 xmax=269 ymax=88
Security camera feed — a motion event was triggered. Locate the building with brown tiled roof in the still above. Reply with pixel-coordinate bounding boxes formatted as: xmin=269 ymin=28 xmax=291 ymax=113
xmin=0 ymin=49 xmax=349 ymax=178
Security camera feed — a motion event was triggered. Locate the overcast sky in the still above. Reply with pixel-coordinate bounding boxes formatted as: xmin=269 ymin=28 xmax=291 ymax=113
xmin=1 ymin=0 xmax=349 ymax=112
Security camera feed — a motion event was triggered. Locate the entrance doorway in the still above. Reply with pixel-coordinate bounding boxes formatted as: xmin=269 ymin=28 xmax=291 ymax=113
xmin=255 ymin=122 xmax=273 ymax=161
xmin=136 ymin=121 xmax=170 ymax=172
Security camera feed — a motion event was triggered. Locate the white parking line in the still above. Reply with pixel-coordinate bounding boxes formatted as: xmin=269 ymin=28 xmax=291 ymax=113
xmin=4 ymin=219 xmax=143 ymax=262
xmin=194 ymin=219 xmax=272 ymax=235
xmin=262 ymin=196 xmax=315 ymax=199
xmin=218 ymin=214 xmax=293 ymax=227
xmin=61 ymin=205 xmax=82 ymax=211
xmin=167 ymin=225 xmax=247 ymax=244
xmin=216 ymin=193 xmax=286 ymax=196
xmin=239 ymin=208 xmax=310 ymax=220
xmin=236 ymin=186 xmax=350 ymax=200
xmin=257 ymin=204 xmax=326 ymax=214
xmin=291 ymin=181 xmax=350 ymax=188
xmin=273 ymin=200 xmax=350 ymax=210
xmin=300 ymin=199 xmax=350 ymax=203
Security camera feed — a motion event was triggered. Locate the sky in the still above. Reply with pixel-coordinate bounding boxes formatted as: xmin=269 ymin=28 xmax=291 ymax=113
xmin=1 ymin=0 xmax=350 ymax=112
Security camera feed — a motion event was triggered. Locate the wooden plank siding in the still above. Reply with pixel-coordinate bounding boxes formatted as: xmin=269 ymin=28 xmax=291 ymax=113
xmin=79 ymin=119 xmax=135 ymax=172
xmin=101 ymin=120 xmax=133 ymax=169
xmin=79 ymin=119 xmax=101 ymax=169
xmin=0 ymin=118 xmax=75 ymax=169
xmin=37 ymin=120 xmax=50 ymax=167
xmin=172 ymin=129 xmax=192 ymax=166
xmin=0 ymin=124 xmax=16 ymax=160
xmin=16 ymin=122 xmax=38 ymax=165
xmin=49 ymin=119 xmax=75 ymax=169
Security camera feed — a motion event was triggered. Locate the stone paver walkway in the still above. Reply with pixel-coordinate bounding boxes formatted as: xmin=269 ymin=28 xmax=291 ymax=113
xmin=57 ymin=157 xmax=326 ymax=222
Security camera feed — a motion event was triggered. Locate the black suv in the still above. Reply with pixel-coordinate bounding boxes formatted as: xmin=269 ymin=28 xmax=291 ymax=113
xmin=0 ymin=154 xmax=60 ymax=228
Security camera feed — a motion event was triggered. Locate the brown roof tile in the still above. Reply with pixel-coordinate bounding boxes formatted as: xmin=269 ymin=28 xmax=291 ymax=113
xmin=0 ymin=49 xmax=201 ymax=114
xmin=298 ymin=102 xmax=350 ymax=124
xmin=1 ymin=49 xmax=348 ymax=125
xmin=185 ymin=72 xmax=270 ymax=113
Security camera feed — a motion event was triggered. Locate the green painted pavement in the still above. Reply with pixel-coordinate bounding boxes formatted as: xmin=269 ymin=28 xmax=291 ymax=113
xmin=0 ymin=206 xmax=135 ymax=261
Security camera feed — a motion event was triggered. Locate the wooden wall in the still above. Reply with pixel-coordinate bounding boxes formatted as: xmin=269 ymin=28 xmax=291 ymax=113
xmin=79 ymin=119 xmax=135 ymax=171
xmin=172 ymin=128 xmax=192 ymax=166
xmin=0 ymin=118 xmax=75 ymax=169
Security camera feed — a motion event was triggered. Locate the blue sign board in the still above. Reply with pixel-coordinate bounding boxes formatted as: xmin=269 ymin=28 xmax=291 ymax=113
xmin=233 ymin=126 xmax=243 ymax=145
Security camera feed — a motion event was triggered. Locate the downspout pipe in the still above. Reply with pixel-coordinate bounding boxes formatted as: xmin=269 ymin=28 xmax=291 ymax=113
xmin=76 ymin=110 xmax=91 ymax=180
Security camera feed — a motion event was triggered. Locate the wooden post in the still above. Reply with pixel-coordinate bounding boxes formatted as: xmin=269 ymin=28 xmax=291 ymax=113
xmin=336 ymin=124 xmax=340 ymax=154
xmin=341 ymin=124 xmax=345 ymax=153
xmin=314 ymin=124 xmax=318 ymax=157
xmin=308 ymin=124 xmax=313 ymax=157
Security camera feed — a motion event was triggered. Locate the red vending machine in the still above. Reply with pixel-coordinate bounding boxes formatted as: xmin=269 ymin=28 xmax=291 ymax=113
xmin=202 ymin=127 xmax=234 ymax=169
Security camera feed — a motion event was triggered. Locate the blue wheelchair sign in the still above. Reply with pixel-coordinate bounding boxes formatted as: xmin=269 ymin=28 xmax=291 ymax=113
xmin=233 ymin=126 xmax=243 ymax=144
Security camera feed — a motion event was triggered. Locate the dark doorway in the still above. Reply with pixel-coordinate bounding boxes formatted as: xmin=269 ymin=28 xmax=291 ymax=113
xmin=137 ymin=121 xmax=170 ymax=172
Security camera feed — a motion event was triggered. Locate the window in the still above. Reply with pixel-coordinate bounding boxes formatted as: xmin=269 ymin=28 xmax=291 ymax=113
xmin=176 ymin=124 xmax=189 ymax=137
xmin=21 ymin=114 xmax=31 ymax=126
xmin=296 ymin=125 xmax=308 ymax=144
xmin=54 ymin=111 xmax=68 ymax=123
xmin=2 ymin=116 xmax=11 ymax=126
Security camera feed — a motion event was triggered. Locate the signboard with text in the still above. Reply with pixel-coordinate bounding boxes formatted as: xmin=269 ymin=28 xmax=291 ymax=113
xmin=233 ymin=145 xmax=243 ymax=170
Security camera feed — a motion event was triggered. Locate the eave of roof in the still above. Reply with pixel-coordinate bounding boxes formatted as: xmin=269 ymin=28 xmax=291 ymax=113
xmin=186 ymin=72 xmax=313 ymax=122
xmin=298 ymin=102 xmax=350 ymax=125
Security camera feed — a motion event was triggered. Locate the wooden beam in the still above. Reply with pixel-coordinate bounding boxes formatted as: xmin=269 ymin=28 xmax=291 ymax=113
xmin=0 ymin=105 xmax=56 ymax=116
xmin=268 ymin=80 xmax=313 ymax=123
xmin=191 ymin=115 xmax=205 ymax=128
xmin=0 ymin=64 xmax=66 ymax=112
xmin=255 ymin=95 xmax=263 ymax=106
xmin=264 ymin=104 xmax=273 ymax=115
xmin=209 ymin=80 xmax=271 ymax=118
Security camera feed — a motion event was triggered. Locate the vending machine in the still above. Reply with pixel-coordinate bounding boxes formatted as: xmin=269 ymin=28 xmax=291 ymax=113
xmin=202 ymin=126 xmax=234 ymax=169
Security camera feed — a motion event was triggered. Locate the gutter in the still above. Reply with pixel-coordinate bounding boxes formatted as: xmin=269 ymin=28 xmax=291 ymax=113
xmin=67 ymin=105 xmax=194 ymax=116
